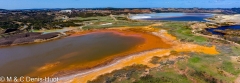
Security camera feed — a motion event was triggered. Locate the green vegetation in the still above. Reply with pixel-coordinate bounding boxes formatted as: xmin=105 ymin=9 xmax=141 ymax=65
xmin=88 ymin=64 xmax=148 ymax=83
xmin=231 ymin=46 xmax=240 ymax=56
xmin=182 ymin=54 xmax=237 ymax=82
xmin=146 ymin=66 xmax=191 ymax=83
xmin=0 ymin=12 xmax=84 ymax=30
xmin=81 ymin=16 xmax=153 ymax=30
xmin=188 ymin=56 xmax=201 ymax=63
xmin=88 ymin=62 xmax=191 ymax=83
xmin=83 ymin=22 xmax=151 ymax=29
xmin=134 ymin=74 xmax=190 ymax=83
xmin=155 ymin=22 xmax=208 ymax=44
xmin=0 ymin=11 xmax=128 ymax=31
xmin=221 ymin=61 xmax=240 ymax=75
xmin=149 ymin=56 xmax=161 ymax=64
xmin=79 ymin=16 xmax=114 ymax=23
xmin=89 ymin=50 xmax=240 ymax=83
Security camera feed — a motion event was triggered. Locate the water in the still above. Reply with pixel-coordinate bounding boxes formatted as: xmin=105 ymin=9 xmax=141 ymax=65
xmin=0 ymin=31 xmax=145 ymax=77
xmin=206 ymin=25 xmax=240 ymax=35
xmin=130 ymin=13 xmax=213 ymax=21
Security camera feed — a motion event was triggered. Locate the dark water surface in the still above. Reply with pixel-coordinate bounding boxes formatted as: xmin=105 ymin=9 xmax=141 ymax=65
xmin=0 ymin=32 xmax=145 ymax=77
xmin=206 ymin=25 xmax=240 ymax=35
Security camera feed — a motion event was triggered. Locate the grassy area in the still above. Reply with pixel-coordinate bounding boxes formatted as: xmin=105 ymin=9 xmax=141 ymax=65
xmin=79 ymin=16 xmax=115 ymax=23
xmin=154 ymin=22 xmax=208 ymax=45
xmin=182 ymin=54 xmax=237 ymax=82
xmin=88 ymin=64 xmax=148 ymax=83
xmin=82 ymin=20 xmax=153 ymax=30
xmin=156 ymin=53 xmax=238 ymax=82
xmin=88 ymin=51 xmax=240 ymax=83
xmin=89 ymin=63 xmax=191 ymax=83
xmin=150 ymin=53 xmax=240 ymax=83
xmin=221 ymin=60 xmax=240 ymax=75
xmin=188 ymin=56 xmax=201 ymax=63
xmin=231 ymin=46 xmax=240 ymax=56
xmin=72 ymin=15 xmax=154 ymax=30
xmin=147 ymin=68 xmax=191 ymax=83
xmin=134 ymin=74 xmax=190 ymax=83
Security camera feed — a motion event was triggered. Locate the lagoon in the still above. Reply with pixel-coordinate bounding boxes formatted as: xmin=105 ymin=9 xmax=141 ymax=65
xmin=0 ymin=29 xmax=171 ymax=77
xmin=130 ymin=13 xmax=213 ymax=21
xmin=0 ymin=31 xmax=145 ymax=77
xmin=206 ymin=25 xmax=240 ymax=35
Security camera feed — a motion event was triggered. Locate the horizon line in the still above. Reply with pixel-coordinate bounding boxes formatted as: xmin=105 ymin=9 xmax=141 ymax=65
xmin=1 ymin=7 xmax=240 ymax=10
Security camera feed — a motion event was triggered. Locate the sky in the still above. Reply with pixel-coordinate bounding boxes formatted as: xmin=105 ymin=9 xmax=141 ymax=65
xmin=0 ymin=0 xmax=239 ymax=9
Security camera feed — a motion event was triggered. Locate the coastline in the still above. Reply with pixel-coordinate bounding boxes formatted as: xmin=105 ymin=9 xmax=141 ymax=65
xmin=0 ymin=33 xmax=66 ymax=48
xmin=205 ymin=14 xmax=240 ymax=27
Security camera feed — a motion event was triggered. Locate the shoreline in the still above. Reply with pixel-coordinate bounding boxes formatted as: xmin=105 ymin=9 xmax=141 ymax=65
xmin=0 ymin=33 xmax=66 ymax=48
xmin=55 ymin=26 xmax=219 ymax=83
xmin=49 ymin=48 xmax=157 ymax=77
xmin=204 ymin=14 xmax=240 ymax=27
xmin=56 ymin=43 xmax=219 ymax=83
xmin=27 ymin=26 xmax=172 ymax=78
xmin=57 ymin=48 xmax=161 ymax=82
xmin=53 ymin=25 xmax=166 ymax=81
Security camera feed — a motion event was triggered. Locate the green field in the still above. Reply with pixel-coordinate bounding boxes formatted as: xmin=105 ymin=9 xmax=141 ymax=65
xmin=76 ymin=16 xmax=154 ymax=30
xmin=154 ymin=22 xmax=208 ymax=45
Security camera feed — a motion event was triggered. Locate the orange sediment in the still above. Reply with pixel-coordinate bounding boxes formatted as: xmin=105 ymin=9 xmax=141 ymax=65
xmin=70 ymin=45 xmax=219 ymax=83
xmin=27 ymin=27 xmax=172 ymax=78
xmin=58 ymin=24 xmax=219 ymax=83
xmin=174 ymin=44 xmax=219 ymax=55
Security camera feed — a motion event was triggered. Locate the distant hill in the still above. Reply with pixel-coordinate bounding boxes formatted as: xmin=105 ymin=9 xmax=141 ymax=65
xmin=0 ymin=9 xmax=8 ymax=12
xmin=231 ymin=8 xmax=240 ymax=13
xmin=0 ymin=9 xmax=6 ymax=10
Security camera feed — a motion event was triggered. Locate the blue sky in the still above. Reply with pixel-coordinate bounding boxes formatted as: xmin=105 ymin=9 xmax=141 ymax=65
xmin=0 ymin=0 xmax=239 ymax=9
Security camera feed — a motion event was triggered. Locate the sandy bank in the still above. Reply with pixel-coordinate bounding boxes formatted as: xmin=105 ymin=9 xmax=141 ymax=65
xmin=206 ymin=14 xmax=240 ymax=26
xmin=69 ymin=44 xmax=217 ymax=83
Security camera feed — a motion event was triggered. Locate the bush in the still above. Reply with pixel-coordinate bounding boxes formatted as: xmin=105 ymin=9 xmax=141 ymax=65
xmin=189 ymin=56 xmax=201 ymax=63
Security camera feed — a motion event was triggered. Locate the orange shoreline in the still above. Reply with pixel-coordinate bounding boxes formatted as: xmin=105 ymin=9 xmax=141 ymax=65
xmin=61 ymin=29 xmax=172 ymax=73
xmin=27 ymin=28 xmax=172 ymax=78
xmin=56 ymin=25 xmax=219 ymax=83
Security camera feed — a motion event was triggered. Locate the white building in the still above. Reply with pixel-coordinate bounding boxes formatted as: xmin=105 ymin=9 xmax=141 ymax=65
xmin=59 ymin=10 xmax=72 ymax=13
